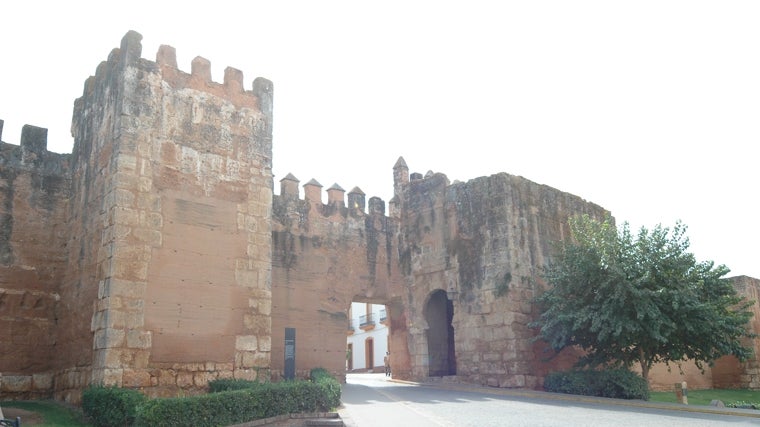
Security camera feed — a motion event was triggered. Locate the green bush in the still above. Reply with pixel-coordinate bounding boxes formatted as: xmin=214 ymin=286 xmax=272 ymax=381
xmin=544 ymin=368 xmax=649 ymax=400
xmin=208 ymin=378 xmax=261 ymax=393
xmin=134 ymin=370 xmax=342 ymax=426
xmin=310 ymin=368 xmax=341 ymax=410
xmin=81 ymin=385 xmax=147 ymax=427
xmin=727 ymin=401 xmax=760 ymax=409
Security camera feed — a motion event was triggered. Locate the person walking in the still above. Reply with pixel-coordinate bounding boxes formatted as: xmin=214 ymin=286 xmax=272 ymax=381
xmin=384 ymin=351 xmax=391 ymax=377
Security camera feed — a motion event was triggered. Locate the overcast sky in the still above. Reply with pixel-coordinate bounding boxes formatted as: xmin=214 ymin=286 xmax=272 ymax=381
xmin=1 ymin=1 xmax=758 ymax=278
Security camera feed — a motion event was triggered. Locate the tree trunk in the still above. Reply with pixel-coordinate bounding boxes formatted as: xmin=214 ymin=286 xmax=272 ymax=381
xmin=638 ymin=348 xmax=650 ymax=382
xmin=640 ymin=362 xmax=650 ymax=382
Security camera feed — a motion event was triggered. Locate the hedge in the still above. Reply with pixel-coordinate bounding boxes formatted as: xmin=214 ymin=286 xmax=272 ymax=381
xmin=82 ymin=369 xmax=341 ymax=427
xmin=81 ymin=385 xmax=148 ymax=427
xmin=543 ymin=368 xmax=649 ymax=400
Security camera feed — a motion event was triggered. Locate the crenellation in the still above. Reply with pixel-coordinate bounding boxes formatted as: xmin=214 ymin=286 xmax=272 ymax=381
xmin=303 ymin=178 xmax=323 ymax=204
xmin=253 ymin=77 xmax=274 ymax=119
xmin=156 ymin=44 xmax=177 ymax=68
xmin=191 ymin=56 xmax=212 ymax=82
xmin=119 ymin=30 xmax=143 ymax=65
xmin=393 ymin=156 xmax=409 ymax=198
xmin=224 ymin=67 xmax=245 ymax=94
xmin=347 ymin=186 xmax=365 ymax=212
xmin=0 ymin=121 xmax=71 ymax=174
xmin=279 ymin=173 xmax=300 ymax=198
xmin=327 ymin=183 xmax=345 ymax=206
xmin=368 ymin=196 xmax=385 ymax=215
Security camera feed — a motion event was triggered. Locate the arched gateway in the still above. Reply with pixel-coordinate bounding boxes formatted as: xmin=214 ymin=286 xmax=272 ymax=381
xmin=424 ymin=290 xmax=456 ymax=376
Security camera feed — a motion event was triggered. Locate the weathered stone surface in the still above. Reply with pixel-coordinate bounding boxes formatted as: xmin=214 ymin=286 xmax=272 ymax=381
xmin=1 ymin=376 xmax=32 ymax=392
xmin=3 ymin=31 xmax=760 ymax=405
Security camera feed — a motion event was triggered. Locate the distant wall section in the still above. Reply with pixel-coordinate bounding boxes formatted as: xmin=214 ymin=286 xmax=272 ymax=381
xmin=270 ymin=177 xmax=402 ymax=382
xmin=0 ymin=122 xmax=71 ymax=399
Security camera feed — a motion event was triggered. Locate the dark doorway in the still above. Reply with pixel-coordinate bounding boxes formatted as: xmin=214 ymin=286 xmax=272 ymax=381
xmin=424 ymin=290 xmax=456 ymax=376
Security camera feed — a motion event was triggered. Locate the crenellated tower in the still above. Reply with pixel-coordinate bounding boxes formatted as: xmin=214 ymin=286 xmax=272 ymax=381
xmin=1 ymin=30 xmax=275 ymax=402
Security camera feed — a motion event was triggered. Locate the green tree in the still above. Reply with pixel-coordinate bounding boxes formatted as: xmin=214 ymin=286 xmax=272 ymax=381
xmin=531 ymin=214 xmax=754 ymax=382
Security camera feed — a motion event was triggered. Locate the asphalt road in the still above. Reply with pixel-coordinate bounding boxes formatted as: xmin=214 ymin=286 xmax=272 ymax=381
xmin=338 ymin=373 xmax=760 ymax=427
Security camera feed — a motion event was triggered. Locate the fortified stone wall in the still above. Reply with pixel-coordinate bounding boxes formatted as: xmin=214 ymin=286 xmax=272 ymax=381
xmin=1 ymin=31 xmax=274 ymax=402
xmin=0 ymin=122 xmax=71 ymax=398
xmin=642 ymin=276 xmax=760 ymax=391
xmin=2 ymin=30 xmax=758 ymax=404
xmin=79 ymin=31 xmax=273 ymax=400
xmin=270 ymin=175 xmax=403 ymax=382
xmin=730 ymin=276 xmax=760 ymax=388
xmin=394 ymin=163 xmax=610 ymax=388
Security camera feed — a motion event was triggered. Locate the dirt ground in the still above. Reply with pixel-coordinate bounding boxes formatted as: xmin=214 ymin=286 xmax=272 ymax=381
xmin=2 ymin=407 xmax=44 ymax=425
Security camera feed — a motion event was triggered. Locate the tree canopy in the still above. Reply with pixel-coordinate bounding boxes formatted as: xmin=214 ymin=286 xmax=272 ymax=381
xmin=531 ymin=214 xmax=754 ymax=381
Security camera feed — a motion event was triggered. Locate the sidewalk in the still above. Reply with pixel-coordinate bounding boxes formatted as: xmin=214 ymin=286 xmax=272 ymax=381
xmin=388 ymin=377 xmax=760 ymax=419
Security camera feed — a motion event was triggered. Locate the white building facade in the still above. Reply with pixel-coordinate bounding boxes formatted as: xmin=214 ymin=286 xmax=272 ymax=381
xmin=346 ymin=302 xmax=389 ymax=372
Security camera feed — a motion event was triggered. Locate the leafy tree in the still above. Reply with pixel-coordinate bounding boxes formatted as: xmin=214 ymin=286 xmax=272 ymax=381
xmin=531 ymin=214 xmax=754 ymax=381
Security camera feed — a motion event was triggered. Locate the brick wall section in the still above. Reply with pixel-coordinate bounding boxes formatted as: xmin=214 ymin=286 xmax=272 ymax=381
xmin=643 ymin=276 xmax=760 ymax=391
xmin=0 ymin=123 xmax=71 ymax=399
xmin=270 ymin=179 xmax=401 ymax=382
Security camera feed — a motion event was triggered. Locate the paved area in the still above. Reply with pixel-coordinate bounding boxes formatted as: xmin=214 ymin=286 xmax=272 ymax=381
xmin=249 ymin=373 xmax=760 ymax=426
xmin=388 ymin=375 xmax=760 ymax=419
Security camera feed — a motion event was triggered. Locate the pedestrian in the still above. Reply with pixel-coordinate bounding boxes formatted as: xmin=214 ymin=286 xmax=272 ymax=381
xmin=384 ymin=351 xmax=391 ymax=377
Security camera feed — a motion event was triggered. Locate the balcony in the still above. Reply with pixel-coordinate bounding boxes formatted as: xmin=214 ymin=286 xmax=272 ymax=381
xmin=359 ymin=313 xmax=375 ymax=331
xmin=379 ymin=308 xmax=387 ymax=324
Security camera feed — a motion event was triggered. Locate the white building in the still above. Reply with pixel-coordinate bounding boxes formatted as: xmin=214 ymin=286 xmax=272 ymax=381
xmin=346 ymin=302 xmax=389 ymax=372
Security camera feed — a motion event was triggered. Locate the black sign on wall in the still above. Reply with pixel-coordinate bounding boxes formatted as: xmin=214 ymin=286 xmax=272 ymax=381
xmin=284 ymin=327 xmax=296 ymax=380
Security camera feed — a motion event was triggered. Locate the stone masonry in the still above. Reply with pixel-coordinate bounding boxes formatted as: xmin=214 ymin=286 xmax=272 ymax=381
xmin=1 ymin=31 xmax=759 ymax=403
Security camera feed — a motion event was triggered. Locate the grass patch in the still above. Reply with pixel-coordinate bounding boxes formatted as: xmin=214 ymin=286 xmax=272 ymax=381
xmin=1 ymin=400 xmax=91 ymax=426
xmin=649 ymin=389 xmax=760 ymax=406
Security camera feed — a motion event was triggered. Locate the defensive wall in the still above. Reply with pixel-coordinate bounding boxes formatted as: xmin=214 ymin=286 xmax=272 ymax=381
xmin=1 ymin=31 xmax=759 ymax=403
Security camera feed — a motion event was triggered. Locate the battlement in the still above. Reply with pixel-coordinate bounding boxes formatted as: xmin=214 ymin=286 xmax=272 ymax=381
xmin=276 ymin=173 xmax=384 ymax=217
xmin=107 ymin=31 xmax=271 ymax=111
xmin=273 ymin=159 xmax=449 ymax=223
xmin=0 ymin=119 xmax=71 ymax=174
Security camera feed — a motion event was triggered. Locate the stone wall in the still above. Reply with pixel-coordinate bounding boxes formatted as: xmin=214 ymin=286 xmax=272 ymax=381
xmin=83 ymin=31 xmax=273 ymax=400
xmin=647 ymin=276 xmax=759 ymax=391
xmin=639 ymin=276 xmax=760 ymax=391
xmin=270 ymin=176 xmax=402 ymax=382
xmin=0 ymin=122 xmax=71 ymax=399
xmin=2 ymin=30 xmax=759 ymax=404
xmin=1 ymin=31 xmax=274 ymax=402
xmin=394 ymin=163 xmax=610 ymax=388
xmin=730 ymin=276 xmax=760 ymax=389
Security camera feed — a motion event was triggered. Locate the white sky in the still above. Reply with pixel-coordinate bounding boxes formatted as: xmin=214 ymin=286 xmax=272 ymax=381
xmin=1 ymin=1 xmax=758 ymax=278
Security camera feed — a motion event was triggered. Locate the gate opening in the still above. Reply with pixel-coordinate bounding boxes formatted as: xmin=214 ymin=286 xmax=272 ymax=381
xmin=425 ymin=290 xmax=456 ymax=376
xmin=346 ymin=301 xmax=390 ymax=373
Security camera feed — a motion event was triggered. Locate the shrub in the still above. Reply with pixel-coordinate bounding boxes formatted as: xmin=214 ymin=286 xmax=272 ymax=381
xmin=727 ymin=401 xmax=760 ymax=409
xmin=208 ymin=378 xmax=261 ymax=393
xmin=310 ymin=368 xmax=341 ymax=410
xmin=81 ymin=385 xmax=147 ymax=427
xmin=134 ymin=370 xmax=342 ymax=426
xmin=544 ymin=368 xmax=649 ymax=400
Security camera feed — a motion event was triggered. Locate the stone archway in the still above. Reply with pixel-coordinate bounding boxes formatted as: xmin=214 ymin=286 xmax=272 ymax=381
xmin=424 ymin=290 xmax=456 ymax=376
